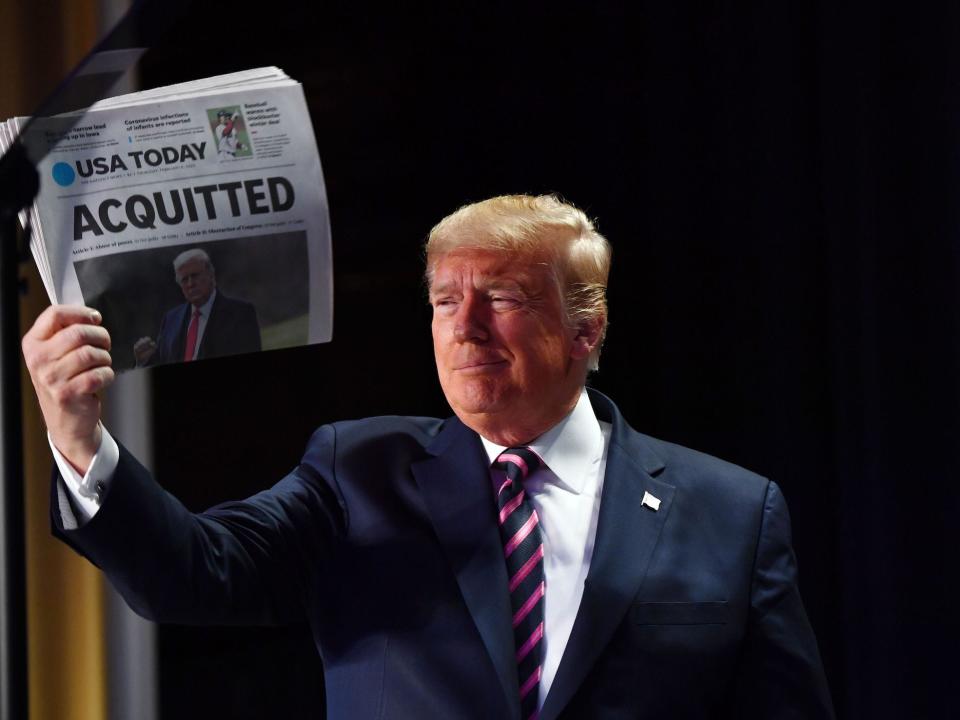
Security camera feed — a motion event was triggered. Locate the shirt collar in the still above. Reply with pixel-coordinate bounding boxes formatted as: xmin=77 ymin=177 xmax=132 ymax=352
xmin=194 ymin=288 xmax=217 ymax=316
xmin=479 ymin=388 xmax=604 ymax=495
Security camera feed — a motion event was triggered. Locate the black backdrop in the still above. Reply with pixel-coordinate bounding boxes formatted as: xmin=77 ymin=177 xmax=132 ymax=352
xmin=124 ymin=1 xmax=960 ymax=718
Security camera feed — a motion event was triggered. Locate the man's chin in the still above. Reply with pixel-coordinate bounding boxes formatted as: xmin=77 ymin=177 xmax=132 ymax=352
xmin=443 ymin=383 xmax=510 ymax=418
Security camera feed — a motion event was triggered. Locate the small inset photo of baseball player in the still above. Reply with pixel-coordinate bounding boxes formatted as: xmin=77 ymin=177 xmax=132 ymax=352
xmin=206 ymin=106 xmax=253 ymax=159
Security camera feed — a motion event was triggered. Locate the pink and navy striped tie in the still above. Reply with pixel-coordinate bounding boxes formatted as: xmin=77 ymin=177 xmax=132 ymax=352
xmin=495 ymin=447 xmax=545 ymax=720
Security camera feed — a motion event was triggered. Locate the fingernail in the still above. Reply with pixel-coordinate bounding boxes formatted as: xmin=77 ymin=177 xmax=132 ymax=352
xmin=90 ymin=310 xmax=102 ymax=324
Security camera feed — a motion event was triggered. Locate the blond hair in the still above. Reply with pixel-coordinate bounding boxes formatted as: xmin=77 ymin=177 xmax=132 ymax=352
xmin=425 ymin=194 xmax=611 ymax=370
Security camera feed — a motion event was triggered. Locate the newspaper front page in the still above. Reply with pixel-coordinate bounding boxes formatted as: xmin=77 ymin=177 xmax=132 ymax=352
xmin=4 ymin=68 xmax=331 ymax=370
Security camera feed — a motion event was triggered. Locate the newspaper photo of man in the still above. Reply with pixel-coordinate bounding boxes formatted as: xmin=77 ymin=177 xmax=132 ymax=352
xmin=133 ymin=248 xmax=261 ymax=366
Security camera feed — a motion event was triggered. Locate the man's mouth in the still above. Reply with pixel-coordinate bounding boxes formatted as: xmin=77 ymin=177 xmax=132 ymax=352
xmin=454 ymin=358 xmax=508 ymax=372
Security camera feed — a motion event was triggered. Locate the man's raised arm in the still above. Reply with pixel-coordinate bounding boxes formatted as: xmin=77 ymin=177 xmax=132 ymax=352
xmin=21 ymin=304 xmax=340 ymax=626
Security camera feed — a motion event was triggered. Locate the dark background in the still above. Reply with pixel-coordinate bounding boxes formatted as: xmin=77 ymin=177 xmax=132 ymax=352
xmin=120 ymin=1 xmax=960 ymax=717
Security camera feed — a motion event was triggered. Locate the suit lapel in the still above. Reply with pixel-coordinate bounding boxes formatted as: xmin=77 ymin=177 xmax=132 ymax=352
xmin=540 ymin=391 xmax=675 ymax=720
xmin=411 ymin=418 xmax=520 ymax=720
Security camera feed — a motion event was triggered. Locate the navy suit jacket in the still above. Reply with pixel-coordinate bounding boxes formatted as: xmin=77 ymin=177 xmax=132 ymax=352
xmin=151 ymin=291 xmax=261 ymax=365
xmin=52 ymin=390 xmax=834 ymax=719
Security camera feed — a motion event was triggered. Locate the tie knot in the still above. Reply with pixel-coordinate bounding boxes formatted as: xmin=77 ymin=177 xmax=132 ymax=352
xmin=192 ymin=308 xmax=202 ymax=318
xmin=494 ymin=447 xmax=542 ymax=482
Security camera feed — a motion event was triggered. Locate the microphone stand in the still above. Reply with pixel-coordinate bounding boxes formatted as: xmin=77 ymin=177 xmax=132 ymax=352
xmin=0 ymin=3 xmax=212 ymax=715
xmin=0 ymin=141 xmax=39 ymax=720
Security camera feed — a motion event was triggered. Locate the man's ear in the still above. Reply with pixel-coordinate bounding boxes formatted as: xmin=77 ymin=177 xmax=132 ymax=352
xmin=569 ymin=314 xmax=605 ymax=360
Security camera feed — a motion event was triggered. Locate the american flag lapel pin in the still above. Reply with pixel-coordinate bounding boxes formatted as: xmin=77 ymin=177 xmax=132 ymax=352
xmin=641 ymin=491 xmax=661 ymax=512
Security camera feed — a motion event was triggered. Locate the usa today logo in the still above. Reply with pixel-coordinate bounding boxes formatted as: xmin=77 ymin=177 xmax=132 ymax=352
xmin=51 ymin=162 xmax=76 ymax=187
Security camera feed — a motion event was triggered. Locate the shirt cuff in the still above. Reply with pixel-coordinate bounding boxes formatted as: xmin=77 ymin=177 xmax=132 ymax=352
xmin=49 ymin=426 xmax=120 ymax=526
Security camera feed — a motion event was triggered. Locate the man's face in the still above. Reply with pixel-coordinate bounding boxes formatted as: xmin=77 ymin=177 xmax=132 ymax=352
xmin=176 ymin=258 xmax=215 ymax=307
xmin=430 ymin=248 xmax=589 ymax=444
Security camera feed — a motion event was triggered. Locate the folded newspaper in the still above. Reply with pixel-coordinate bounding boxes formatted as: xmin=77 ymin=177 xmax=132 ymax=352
xmin=0 ymin=67 xmax=332 ymax=370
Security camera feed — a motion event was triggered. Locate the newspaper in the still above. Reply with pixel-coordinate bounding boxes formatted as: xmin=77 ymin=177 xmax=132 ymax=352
xmin=1 ymin=67 xmax=332 ymax=370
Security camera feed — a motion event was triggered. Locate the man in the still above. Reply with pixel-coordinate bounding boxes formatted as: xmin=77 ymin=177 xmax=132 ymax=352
xmin=133 ymin=248 xmax=261 ymax=366
xmin=22 ymin=195 xmax=835 ymax=719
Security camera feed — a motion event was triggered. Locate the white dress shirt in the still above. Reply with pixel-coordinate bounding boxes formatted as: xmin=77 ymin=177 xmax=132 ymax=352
xmin=51 ymin=424 xmax=120 ymax=529
xmin=480 ymin=389 xmax=611 ymax=709
xmin=52 ymin=388 xmax=612 ymax=710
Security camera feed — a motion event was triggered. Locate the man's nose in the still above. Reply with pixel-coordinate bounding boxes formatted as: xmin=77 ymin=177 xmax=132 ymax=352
xmin=453 ymin=295 xmax=489 ymax=343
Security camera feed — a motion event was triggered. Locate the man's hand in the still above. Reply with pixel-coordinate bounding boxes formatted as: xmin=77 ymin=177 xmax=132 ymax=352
xmin=22 ymin=305 xmax=114 ymax=474
xmin=133 ymin=336 xmax=157 ymax=366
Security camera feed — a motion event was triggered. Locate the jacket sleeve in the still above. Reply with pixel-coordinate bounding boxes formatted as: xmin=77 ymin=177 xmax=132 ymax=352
xmin=49 ymin=425 xmax=346 ymax=627
xmin=729 ymin=480 xmax=836 ymax=718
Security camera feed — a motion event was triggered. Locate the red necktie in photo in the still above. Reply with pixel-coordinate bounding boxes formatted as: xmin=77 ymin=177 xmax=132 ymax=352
xmin=183 ymin=307 xmax=201 ymax=361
